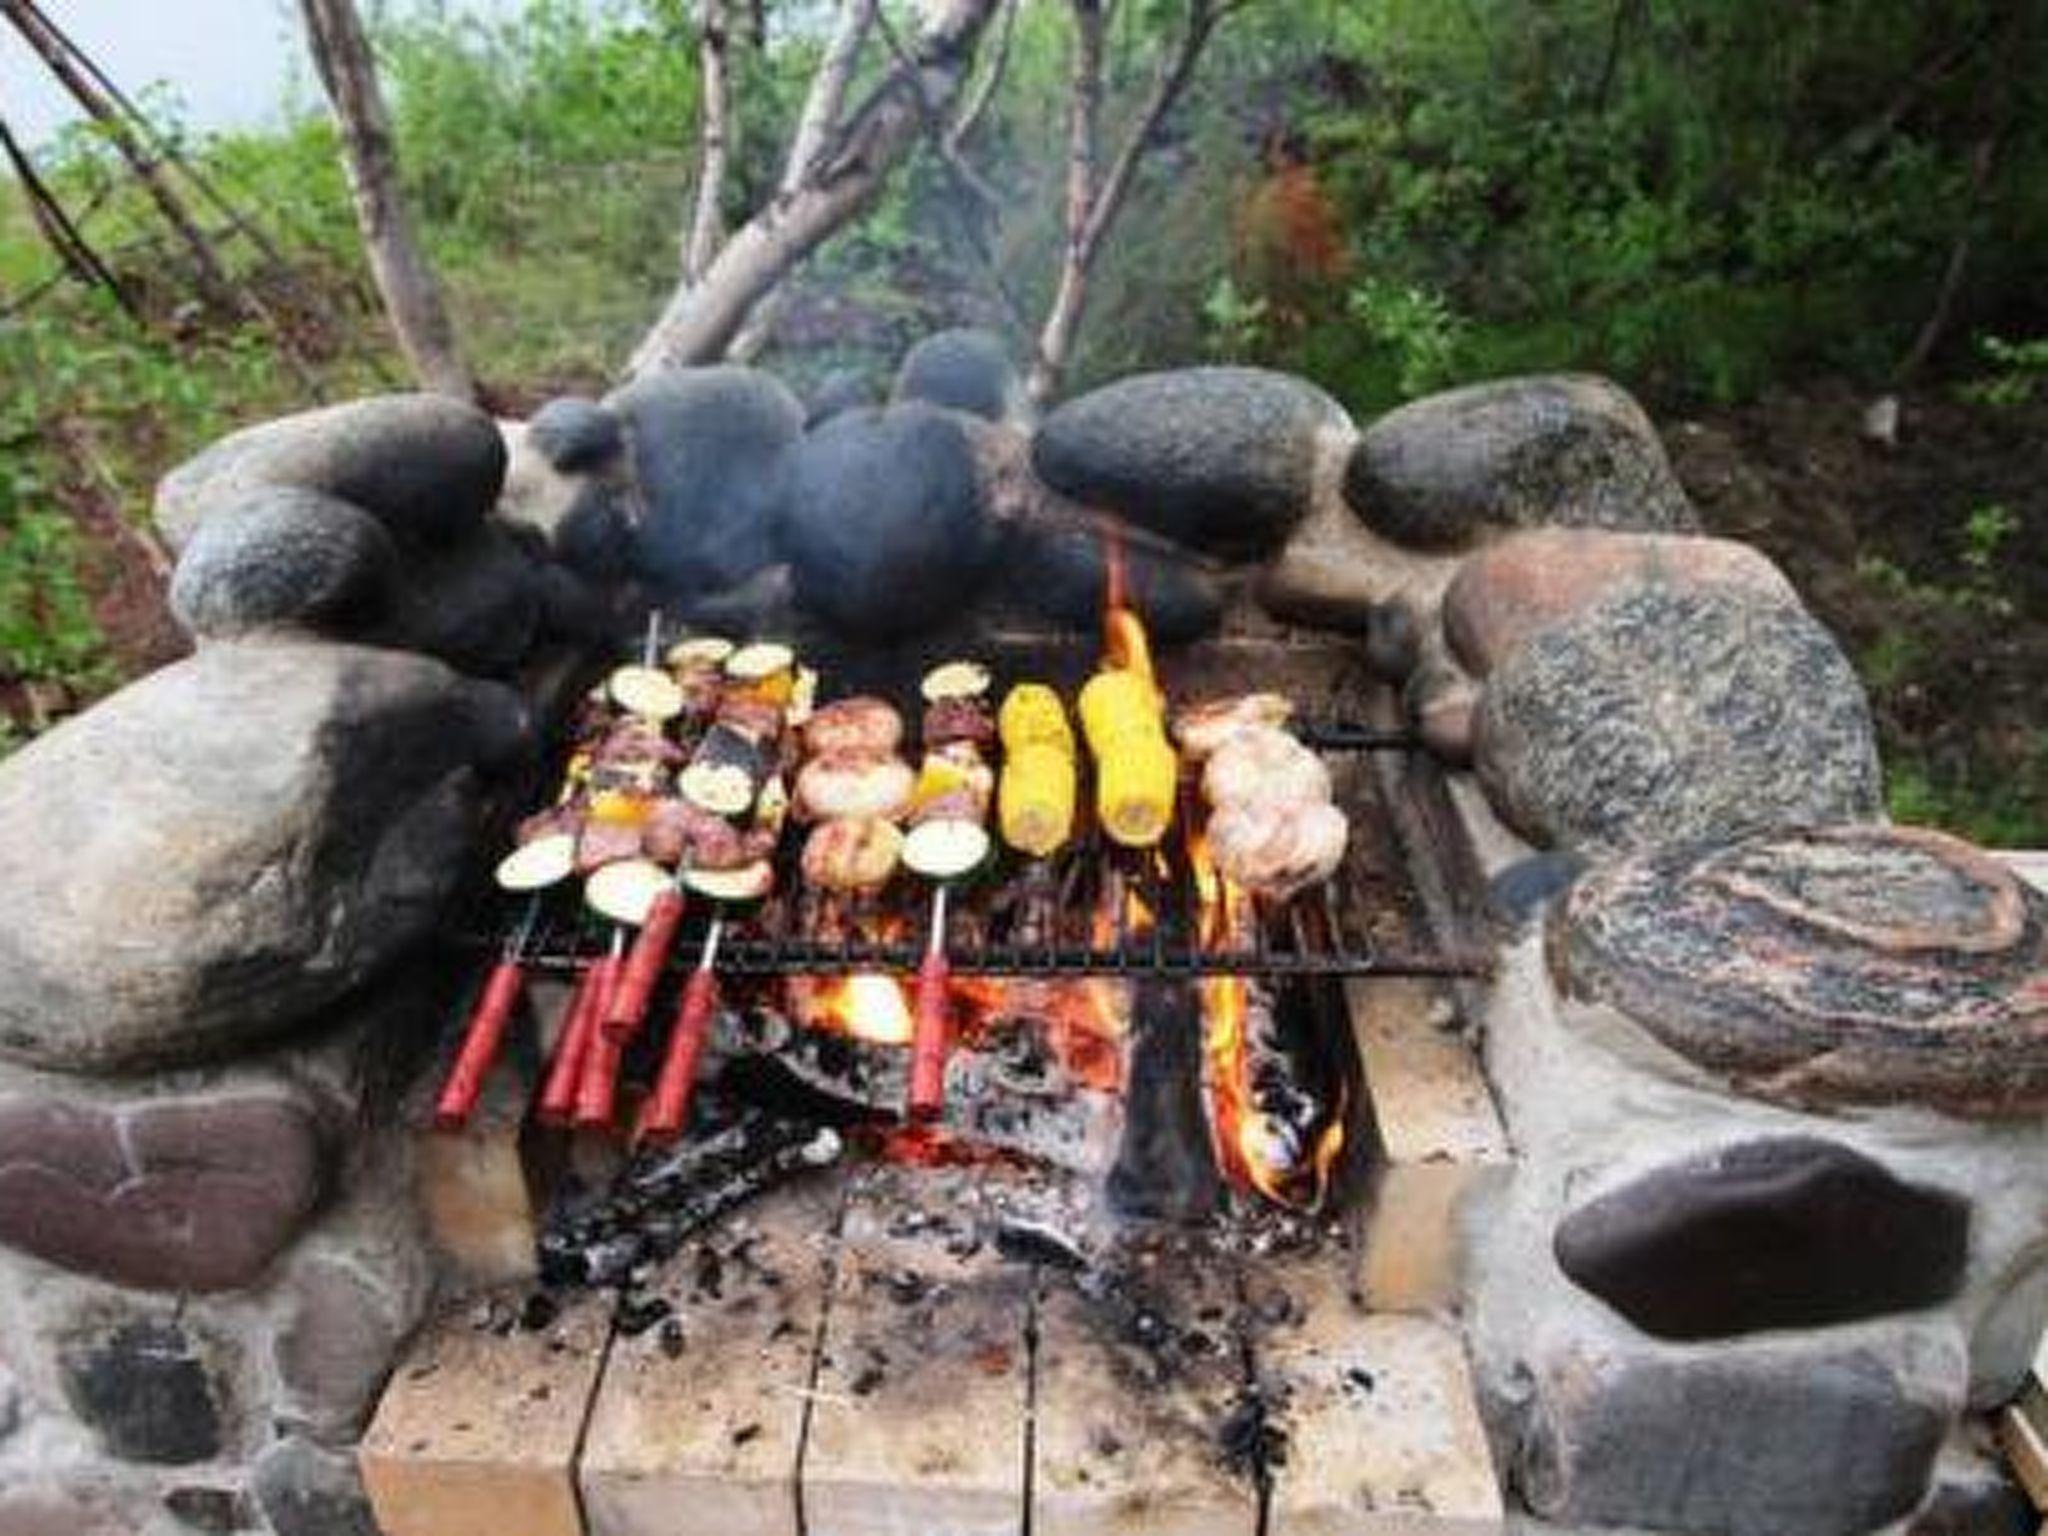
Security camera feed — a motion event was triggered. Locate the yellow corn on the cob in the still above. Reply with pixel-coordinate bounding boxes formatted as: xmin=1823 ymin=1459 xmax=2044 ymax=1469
xmin=1095 ymin=735 xmax=1177 ymax=847
xmin=999 ymin=683 xmax=1076 ymax=757
xmin=999 ymin=741 xmax=1077 ymax=858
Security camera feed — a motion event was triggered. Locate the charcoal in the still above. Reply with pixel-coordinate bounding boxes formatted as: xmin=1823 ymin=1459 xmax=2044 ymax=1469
xmin=616 ymin=1294 xmax=672 ymax=1336
xmin=993 ymin=1218 xmax=1089 ymax=1273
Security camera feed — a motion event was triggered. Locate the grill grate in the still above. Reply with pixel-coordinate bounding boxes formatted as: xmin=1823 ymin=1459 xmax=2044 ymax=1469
xmin=457 ymin=721 xmax=1493 ymax=983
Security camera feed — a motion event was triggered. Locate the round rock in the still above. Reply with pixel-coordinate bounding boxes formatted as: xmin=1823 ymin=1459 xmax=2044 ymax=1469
xmin=0 ymin=1084 xmax=327 ymax=1291
xmin=169 ymin=486 xmax=397 ymax=640
xmin=1346 ymin=374 xmax=1695 ymax=550
xmin=378 ymin=518 xmax=547 ymax=678
xmin=892 ymin=328 xmax=1023 ymax=423
xmin=609 ymin=365 xmax=803 ymax=597
xmin=1554 ymin=1137 xmax=1970 ymax=1340
xmin=1553 ymin=824 xmax=2048 ymax=1116
xmin=1474 ymin=582 xmax=1882 ymax=854
xmin=1031 ymin=366 xmax=1342 ymax=561
xmin=524 ymin=396 xmax=622 ymax=473
xmin=0 ymin=639 xmax=528 ymax=1073
xmin=780 ymin=403 xmax=998 ymax=638
xmin=1443 ymin=527 xmax=1797 ymax=677
xmin=156 ymin=393 xmax=507 ymax=551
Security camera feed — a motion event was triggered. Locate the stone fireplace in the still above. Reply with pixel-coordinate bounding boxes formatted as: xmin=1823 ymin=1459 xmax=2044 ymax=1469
xmin=0 ymin=337 xmax=2041 ymax=1536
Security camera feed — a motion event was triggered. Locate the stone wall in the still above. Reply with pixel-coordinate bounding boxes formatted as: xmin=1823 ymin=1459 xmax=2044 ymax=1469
xmin=0 ymin=336 xmax=2036 ymax=1535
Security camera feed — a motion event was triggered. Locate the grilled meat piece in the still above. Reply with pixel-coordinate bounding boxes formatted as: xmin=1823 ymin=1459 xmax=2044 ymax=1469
xmin=518 ymin=804 xmax=583 ymax=844
xmin=1207 ymin=799 xmax=1348 ymax=899
xmin=803 ymin=696 xmax=904 ymax=758
xmin=800 ymin=817 xmax=904 ymax=892
xmin=922 ymin=695 xmax=997 ymax=752
xmin=575 ymin=818 xmax=645 ymax=875
xmin=1172 ymin=693 xmax=1293 ymax=761
xmin=641 ymin=800 xmax=778 ymax=870
xmin=1202 ymin=725 xmax=1330 ymax=811
xmin=794 ymin=751 xmax=916 ymax=822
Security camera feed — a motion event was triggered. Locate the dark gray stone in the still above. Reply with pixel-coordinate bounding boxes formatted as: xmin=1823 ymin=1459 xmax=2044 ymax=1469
xmin=250 ymin=1435 xmax=379 ymax=1536
xmin=1404 ymin=660 xmax=1477 ymax=765
xmin=1474 ymin=583 xmax=1882 ymax=855
xmin=0 ymin=639 xmax=528 ymax=1072
xmin=551 ymin=482 xmax=635 ymax=581
xmin=1002 ymin=522 xmax=1224 ymax=644
xmin=1554 ymin=825 xmax=2048 ymax=1117
xmin=1910 ymin=1446 xmax=2036 ymax=1536
xmin=781 ymin=404 xmax=998 ymax=638
xmin=163 ymin=1485 xmax=253 ymax=1533
xmin=893 ymin=328 xmax=1022 ymax=422
xmin=156 ymin=394 xmax=506 ymax=551
xmin=274 ymin=1257 xmax=405 ymax=1441
xmin=59 ymin=1320 xmax=224 ymax=1465
xmin=1031 ymin=367 xmax=1340 ymax=561
xmin=0 ymin=1087 xmax=326 ymax=1291
xmin=1364 ymin=600 xmax=1421 ymax=680
xmin=378 ymin=518 xmax=546 ymax=677
xmin=168 ymin=487 xmax=396 ymax=640
xmin=525 ymin=396 xmax=621 ymax=472
xmin=1521 ymin=1328 xmax=1961 ymax=1536
xmin=534 ymin=562 xmax=612 ymax=642
xmin=1555 ymin=1138 xmax=1971 ymax=1339
xmin=610 ymin=365 xmax=803 ymax=597
xmin=1345 ymin=374 xmax=1695 ymax=549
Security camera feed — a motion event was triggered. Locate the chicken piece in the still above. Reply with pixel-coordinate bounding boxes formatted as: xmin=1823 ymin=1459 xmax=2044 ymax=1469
xmin=591 ymin=720 xmax=686 ymax=767
xmin=714 ymin=695 xmax=785 ymax=742
xmin=641 ymin=800 xmax=778 ymax=870
xmin=1172 ymin=693 xmax=1294 ymax=761
xmin=517 ymin=804 xmax=582 ymax=844
xmin=1202 ymin=725 xmax=1329 ymax=811
xmin=800 ymin=817 xmax=905 ymax=892
xmin=803 ymin=696 xmax=905 ymax=758
xmin=922 ymin=695 xmax=997 ymax=752
xmin=1207 ymin=799 xmax=1348 ymax=899
xmin=794 ymin=751 xmax=916 ymax=822
xmin=574 ymin=818 xmax=644 ymax=875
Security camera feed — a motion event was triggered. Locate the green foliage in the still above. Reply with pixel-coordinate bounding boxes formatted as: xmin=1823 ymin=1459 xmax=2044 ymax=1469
xmin=1959 ymin=334 xmax=2048 ymax=408
xmin=1885 ymin=740 xmax=2048 ymax=849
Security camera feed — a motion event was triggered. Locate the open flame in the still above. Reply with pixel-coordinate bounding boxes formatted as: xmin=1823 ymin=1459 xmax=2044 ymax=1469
xmin=802 ymin=972 xmax=915 ymax=1046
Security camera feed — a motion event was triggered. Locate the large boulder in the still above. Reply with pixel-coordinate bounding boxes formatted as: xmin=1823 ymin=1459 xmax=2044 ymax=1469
xmin=780 ymin=403 xmax=998 ymax=638
xmin=156 ymin=394 xmax=507 ymax=552
xmin=1553 ymin=825 xmax=2048 ymax=1117
xmin=1443 ymin=527 xmax=1797 ymax=677
xmin=1519 ymin=1321 xmax=1963 ymax=1536
xmin=609 ymin=365 xmax=804 ymax=597
xmin=1474 ymin=582 xmax=1882 ymax=854
xmin=0 ymin=639 xmax=527 ymax=1073
xmin=1032 ymin=367 xmax=1343 ymax=561
xmin=168 ymin=486 xmax=397 ymax=640
xmin=1345 ymin=374 xmax=1695 ymax=550
xmin=376 ymin=519 xmax=548 ymax=678
xmin=496 ymin=419 xmax=635 ymax=582
xmin=892 ymin=328 xmax=1024 ymax=423
xmin=1554 ymin=1137 xmax=1970 ymax=1339
xmin=0 ymin=1076 xmax=329 ymax=1292
xmin=523 ymin=396 xmax=623 ymax=474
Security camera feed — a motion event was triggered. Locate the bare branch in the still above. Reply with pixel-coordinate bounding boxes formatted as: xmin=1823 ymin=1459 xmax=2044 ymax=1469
xmin=686 ymin=0 xmax=734 ymax=283
xmin=946 ymin=0 xmax=1017 ymax=152
xmin=869 ymin=0 xmax=1003 ymax=210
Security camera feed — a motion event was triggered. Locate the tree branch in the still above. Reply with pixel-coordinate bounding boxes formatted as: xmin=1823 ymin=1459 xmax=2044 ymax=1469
xmin=947 ymin=0 xmax=1017 ymax=152
xmin=685 ymin=0 xmax=734 ymax=283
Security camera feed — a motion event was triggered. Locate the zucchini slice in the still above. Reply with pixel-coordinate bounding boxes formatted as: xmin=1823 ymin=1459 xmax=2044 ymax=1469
xmin=678 ymin=723 xmax=772 ymax=816
xmin=725 ymin=640 xmax=797 ymax=681
xmin=608 ymin=664 xmax=685 ymax=721
xmin=666 ymin=635 xmax=735 ymax=669
xmin=585 ymin=858 xmax=674 ymax=925
xmin=682 ymin=861 xmax=776 ymax=904
xmin=920 ymin=659 xmax=992 ymax=702
xmin=494 ymin=831 xmax=576 ymax=891
xmin=902 ymin=818 xmax=992 ymax=881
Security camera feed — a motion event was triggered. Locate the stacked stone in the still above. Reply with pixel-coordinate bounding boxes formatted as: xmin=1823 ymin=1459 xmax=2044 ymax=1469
xmin=0 ymin=395 xmax=569 ymax=1534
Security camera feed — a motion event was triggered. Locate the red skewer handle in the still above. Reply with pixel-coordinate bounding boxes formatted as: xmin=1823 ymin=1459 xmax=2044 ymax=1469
xmin=536 ymin=960 xmax=610 ymax=1125
xmin=637 ymin=966 xmax=719 ymax=1143
xmin=907 ymin=948 xmax=952 ymax=1122
xmin=604 ymin=887 xmax=685 ymax=1041
xmin=433 ymin=959 xmax=526 ymax=1129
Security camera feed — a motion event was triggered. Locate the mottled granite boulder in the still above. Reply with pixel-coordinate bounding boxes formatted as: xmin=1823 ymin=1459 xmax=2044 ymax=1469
xmin=1345 ymin=374 xmax=1695 ymax=549
xmin=1554 ymin=1137 xmax=1970 ymax=1339
xmin=1475 ymin=583 xmax=1882 ymax=854
xmin=252 ymin=1435 xmax=380 ymax=1536
xmin=1033 ymin=367 xmax=1343 ymax=560
xmin=168 ymin=487 xmax=396 ymax=639
xmin=1520 ymin=1321 xmax=1962 ymax=1536
xmin=893 ymin=328 xmax=1024 ymax=423
xmin=0 ymin=1083 xmax=327 ymax=1291
xmin=58 ymin=1319 xmax=230 ymax=1466
xmin=781 ymin=404 xmax=998 ymax=638
xmin=1444 ymin=527 xmax=1797 ymax=676
xmin=156 ymin=394 xmax=506 ymax=551
xmin=1553 ymin=825 xmax=2048 ymax=1116
xmin=0 ymin=639 xmax=527 ymax=1073
xmin=611 ymin=365 xmax=803 ymax=597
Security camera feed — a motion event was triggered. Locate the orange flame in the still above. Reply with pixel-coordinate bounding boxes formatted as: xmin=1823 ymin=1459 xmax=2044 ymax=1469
xmin=1103 ymin=606 xmax=1155 ymax=689
xmin=800 ymin=972 xmax=914 ymax=1046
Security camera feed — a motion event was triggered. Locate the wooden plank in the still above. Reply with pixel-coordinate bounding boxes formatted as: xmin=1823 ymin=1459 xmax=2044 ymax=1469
xmin=1348 ymin=978 xmax=1510 ymax=1312
xmin=1032 ymin=1235 xmax=1254 ymax=1536
xmin=579 ymin=1176 xmax=844 ymax=1536
xmin=1259 ymin=1255 xmax=1504 ymax=1536
xmin=359 ymin=1286 xmax=613 ymax=1536
xmin=802 ymin=1164 xmax=1031 ymax=1536
xmin=2003 ymin=1404 xmax=2048 ymax=1511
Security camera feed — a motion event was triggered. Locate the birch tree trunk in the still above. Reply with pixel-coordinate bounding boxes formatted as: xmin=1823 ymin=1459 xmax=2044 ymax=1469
xmin=299 ymin=0 xmax=476 ymax=401
xmin=628 ymin=0 xmax=1002 ymax=378
xmin=685 ymin=0 xmax=734 ymax=282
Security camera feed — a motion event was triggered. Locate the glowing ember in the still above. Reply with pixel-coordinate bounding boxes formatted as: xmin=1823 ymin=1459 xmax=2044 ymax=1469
xmin=1103 ymin=605 xmax=1156 ymax=688
xmin=800 ymin=972 xmax=915 ymax=1046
